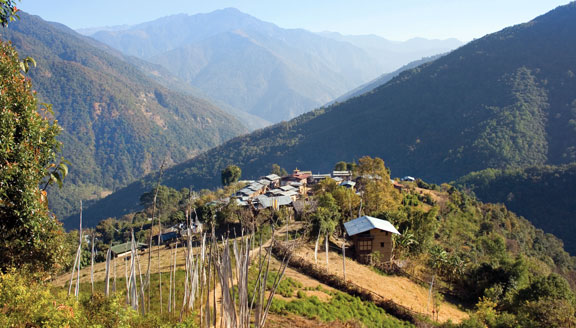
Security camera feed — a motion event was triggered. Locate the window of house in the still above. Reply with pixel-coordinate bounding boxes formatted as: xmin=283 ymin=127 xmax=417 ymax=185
xmin=357 ymin=240 xmax=372 ymax=251
xmin=380 ymin=242 xmax=385 ymax=247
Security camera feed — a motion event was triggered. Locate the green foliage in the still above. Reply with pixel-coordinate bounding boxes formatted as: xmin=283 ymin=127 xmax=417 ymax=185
xmin=0 ymin=41 xmax=66 ymax=273
xmin=356 ymin=156 xmax=399 ymax=216
xmin=271 ymin=290 xmax=414 ymax=327
xmin=221 ymin=164 xmax=241 ymax=186
xmin=455 ymin=163 xmax=576 ymax=254
xmin=270 ymin=163 xmax=287 ymax=176
xmin=0 ymin=0 xmax=18 ymax=27
xmin=0 ymin=269 xmax=200 ymax=327
xmin=334 ymin=161 xmax=356 ymax=171
xmin=310 ymin=192 xmax=341 ymax=236
xmin=0 ymin=270 xmax=82 ymax=327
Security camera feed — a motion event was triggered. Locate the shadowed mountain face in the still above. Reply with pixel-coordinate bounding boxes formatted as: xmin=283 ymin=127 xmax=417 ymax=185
xmin=88 ymin=8 xmax=460 ymax=123
xmin=455 ymin=164 xmax=576 ymax=254
xmin=79 ymin=3 xmax=576 ymax=227
xmin=1 ymin=12 xmax=247 ymax=219
xmin=329 ymin=54 xmax=444 ymax=105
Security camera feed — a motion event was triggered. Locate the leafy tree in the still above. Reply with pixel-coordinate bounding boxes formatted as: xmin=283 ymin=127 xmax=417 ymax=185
xmin=270 ymin=163 xmax=287 ymax=176
xmin=0 ymin=0 xmax=18 ymax=27
xmin=356 ymin=156 xmax=398 ymax=216
xmin=0 ymin=41 xmax=65 ymax=273
xmin=334 ymin=161 xmax=356 ymax=171
xmin=310 ymin=192 xmax=341 ymax=236
xmin=334 ymin=161 xmax=347 ymax=171
xmin=221 ymin=164 xmax=241 ymax=186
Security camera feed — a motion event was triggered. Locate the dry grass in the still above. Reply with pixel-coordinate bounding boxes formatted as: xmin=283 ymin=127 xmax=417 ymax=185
xmin=53 ymin=222 xmax=467 ymax=324
xmin=52 ymin=244 xmax=192 ymax=287
xmin=293 ymin=245 xmax=469 ymax=323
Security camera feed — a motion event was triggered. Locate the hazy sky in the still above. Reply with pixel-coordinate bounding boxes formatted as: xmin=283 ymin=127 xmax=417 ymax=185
xmin=18 ymin=0 xmax=571 ymax=41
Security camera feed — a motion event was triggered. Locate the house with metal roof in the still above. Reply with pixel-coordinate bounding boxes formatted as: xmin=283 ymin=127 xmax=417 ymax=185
xmin=332 ymin=170 xmax=353 ymax=180
xmin=344 ymin=216 xmax=400 ymax=263
xmin=110 ymin=242 xmax=147 ymax=258
xmin=256 ymin=195 xmax=293 ymax=210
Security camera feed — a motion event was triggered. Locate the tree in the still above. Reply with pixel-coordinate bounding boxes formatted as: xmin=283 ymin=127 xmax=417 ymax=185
xmin=334 ymin=161 xmax=356 ymax=171
xmin=0 ymin=0 xmax=18 ymax=27
xmin=334 ymin=161 xmax=347 ymax=171
xmin=270 ymin=163 xmax=287 ymax=177
xmin=356 ymin=156 xmax=398 ymax=215
xmin=310 ymin=192 xmax=341 ymax=236
xmin=0 ymin=40 xmax=65 ymax=273
xmin=221 ymin=164 xmax=241 ymax=186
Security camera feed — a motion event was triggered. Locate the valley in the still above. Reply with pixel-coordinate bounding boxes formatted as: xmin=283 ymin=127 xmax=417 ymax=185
xmin=2 ymin=1 xmax=576 ymax=327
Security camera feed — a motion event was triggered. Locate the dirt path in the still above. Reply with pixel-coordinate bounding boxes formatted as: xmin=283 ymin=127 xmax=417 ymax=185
xmin=293 ymin=245 xmax=468 ymax=323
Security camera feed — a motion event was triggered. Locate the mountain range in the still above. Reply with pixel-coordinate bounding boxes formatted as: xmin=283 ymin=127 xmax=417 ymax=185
xmin=86 ymin=8 xmax=461 ymax=123
xmin=318 ymin=32 xmax=461 ymax=74
xmin=79 ymin=3 xmax=576 ymax=231
xmin=0 ymin=12 xmax=247 ymax=218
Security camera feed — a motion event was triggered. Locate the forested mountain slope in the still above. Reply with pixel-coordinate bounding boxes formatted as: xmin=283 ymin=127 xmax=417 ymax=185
xmin=329 ymin=54 xmax=443 ymax=105
xmin=455 ymin=163 xmax=576 ymax=254
xmin=82 ymin=3 xmax=576 ymax=224
xmin=0 ymin=13 xmax=246 ymax=219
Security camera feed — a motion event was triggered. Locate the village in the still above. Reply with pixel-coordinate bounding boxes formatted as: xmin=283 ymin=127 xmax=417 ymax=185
xmin=110 ymin=167 xmax=417 ymax=265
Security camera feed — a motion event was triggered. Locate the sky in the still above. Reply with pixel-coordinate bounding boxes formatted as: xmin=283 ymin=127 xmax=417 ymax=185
xmin=17 ymin=0 xmax=572 ymax=42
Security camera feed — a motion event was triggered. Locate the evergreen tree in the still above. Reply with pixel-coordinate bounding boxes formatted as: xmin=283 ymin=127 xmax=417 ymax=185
xmin=221 ymin=164 xmax=241 ymax=186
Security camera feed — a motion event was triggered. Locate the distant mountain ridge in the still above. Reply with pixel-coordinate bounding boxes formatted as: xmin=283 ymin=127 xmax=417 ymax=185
xmin=318 ymin=32 xmax=462 ymax=73
xmin=79 ymin=2 xmax=576 ymax=227
xmin=0 ymin=12 xmax=247 ymax=220
xmin=87 ymin=8 xmax=461 ymax=123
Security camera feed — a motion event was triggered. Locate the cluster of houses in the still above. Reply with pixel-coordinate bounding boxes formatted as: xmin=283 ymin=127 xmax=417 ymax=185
xmin=227 ymin=169 xmax=357 ymax=211
xmin=110 ymin=168 xmax=414 ymax=263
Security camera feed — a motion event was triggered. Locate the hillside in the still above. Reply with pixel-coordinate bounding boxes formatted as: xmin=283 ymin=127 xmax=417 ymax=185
xmin=329 ymin=54 xmax=443 ymax=105
xmin=0 ymin=12 xmax=247 ymax=220
xmin=455 ymin=163 xmax=576 ymax=254
xmin=57 ymin=160 xmax=576 ymax=326
xmin=88 ymin=9 xmax=459 ymax=123
xmin=81 ymin=3 xmax=576 ymax=224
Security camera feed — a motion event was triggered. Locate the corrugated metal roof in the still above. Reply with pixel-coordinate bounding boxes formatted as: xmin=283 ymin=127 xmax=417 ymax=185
xmin=110 ymin=242 xmax=146 ymax=255
xmin=247 ymin=183 xmax=264 ymax=191
xmin=238 ymin=188 xmax=253 ymax=195
xmin=344 ymin=216 xmax=400 ymax=236
xmin=276 ymin=195 xmax=293 ymax=206
xmin=256 ymin=195 xmax=292 ymax=209
xmin=265 ymin=174 xmax=281 ymax=181
xmin=332 ymin=170 xmax=352 ymax=176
